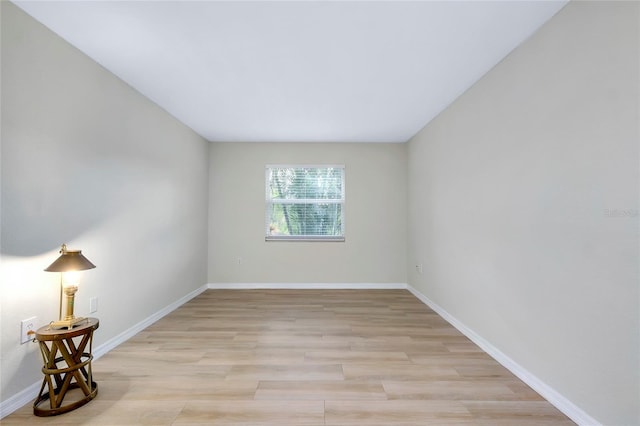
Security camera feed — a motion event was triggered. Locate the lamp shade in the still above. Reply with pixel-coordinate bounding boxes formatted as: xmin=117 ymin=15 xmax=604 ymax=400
xmin=44 ymin=245 xmax=96 ymax=272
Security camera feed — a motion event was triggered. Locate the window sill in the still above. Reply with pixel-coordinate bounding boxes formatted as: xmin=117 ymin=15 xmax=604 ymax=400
xmin=265 ymin=236 xmax=345 ymax=242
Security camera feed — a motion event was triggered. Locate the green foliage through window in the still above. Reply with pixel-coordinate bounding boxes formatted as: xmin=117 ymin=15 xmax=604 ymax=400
xmin=266 ymin=166 xmax=345 ymax=241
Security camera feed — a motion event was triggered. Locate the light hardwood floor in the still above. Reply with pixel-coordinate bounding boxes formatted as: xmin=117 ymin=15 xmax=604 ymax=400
xmin=4 ymin=289 xmax=575 ymax=425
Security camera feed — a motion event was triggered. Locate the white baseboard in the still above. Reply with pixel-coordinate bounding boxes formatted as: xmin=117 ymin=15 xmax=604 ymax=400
xmin=92 ymin=284 xmax=207 ymax=359
xmin=0 ymin=284 xmax=208 ymax=420
xmin=208 ymin=282 xmax=408 ymax=290
xmin=0 ymin=382 xmax=41 ymax=419
xmin=406 ymin=284 xmax=600 ymax=426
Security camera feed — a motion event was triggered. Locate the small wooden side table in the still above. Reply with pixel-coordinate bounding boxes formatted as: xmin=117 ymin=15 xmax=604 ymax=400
xmin=33 ymin=317 xmax=99 ymax=416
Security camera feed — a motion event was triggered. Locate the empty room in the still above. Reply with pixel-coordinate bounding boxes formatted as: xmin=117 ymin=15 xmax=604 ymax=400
xmin=1 ymin=1 xmax=638 ymax=425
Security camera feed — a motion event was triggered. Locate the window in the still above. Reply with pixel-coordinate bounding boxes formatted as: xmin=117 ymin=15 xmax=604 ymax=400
xmin=266 ymin=165 xmax=345 ymax=241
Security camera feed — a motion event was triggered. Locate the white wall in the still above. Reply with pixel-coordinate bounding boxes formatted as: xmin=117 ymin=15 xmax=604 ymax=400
xmin=0 ymin=1 xmax=209 ymax=406
xmin=208 ymin=142 xmax=407 ymax=285
xmin=407 ymin=2 xmax=638 ymax=425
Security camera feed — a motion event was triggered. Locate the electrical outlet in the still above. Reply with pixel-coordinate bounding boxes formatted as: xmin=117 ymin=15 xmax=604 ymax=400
xmin=20 ymin=317 xmax=37 ymax=344
xmin=416 ymin=264 xmax=423 ymax=274
xmin=89 ymin=297 xmax=98 ymax=314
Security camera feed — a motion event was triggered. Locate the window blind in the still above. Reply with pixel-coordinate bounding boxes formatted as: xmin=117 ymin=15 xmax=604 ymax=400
xmin=265 ymin=165 xmax=345 ymax=241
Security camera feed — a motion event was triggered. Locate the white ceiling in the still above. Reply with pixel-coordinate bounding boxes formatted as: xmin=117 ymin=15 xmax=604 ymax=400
xmin=14 ymin=1 xmax=567 ymax=143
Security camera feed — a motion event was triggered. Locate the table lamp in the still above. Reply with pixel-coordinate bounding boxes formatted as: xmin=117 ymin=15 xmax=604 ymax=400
xmin=45 ymin=244 xmax=96 ymax=329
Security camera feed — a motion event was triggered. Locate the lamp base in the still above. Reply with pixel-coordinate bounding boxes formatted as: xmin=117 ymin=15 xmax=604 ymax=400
xmin=50 ymin=317 xmax=86 ymax=330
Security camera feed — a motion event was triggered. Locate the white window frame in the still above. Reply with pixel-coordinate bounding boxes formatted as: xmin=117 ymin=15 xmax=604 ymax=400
xmin=265 ymin=165 xmax=345 ymax=242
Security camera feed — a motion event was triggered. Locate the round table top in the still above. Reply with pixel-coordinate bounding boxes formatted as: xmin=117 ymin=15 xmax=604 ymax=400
xmin=36 ymin=317 xmax=99 ymax=341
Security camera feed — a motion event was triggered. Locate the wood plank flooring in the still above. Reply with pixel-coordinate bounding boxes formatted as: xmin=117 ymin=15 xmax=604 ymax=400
xmin=3 ymin=289 xmax=574 ymax=425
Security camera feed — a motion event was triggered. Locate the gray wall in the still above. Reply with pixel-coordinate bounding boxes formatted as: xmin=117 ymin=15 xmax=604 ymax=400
xmin=407 ymin=2 xmax=639 ymax=425
xmin=1 ymin=2 xmax=209 ymax=403
xmin=208 ymin=142 xmax=407 ymax=284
